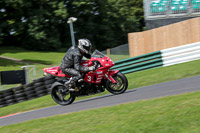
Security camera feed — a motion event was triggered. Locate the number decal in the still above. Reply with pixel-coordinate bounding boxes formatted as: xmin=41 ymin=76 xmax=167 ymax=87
xmin=87 ymin=76 xmax=92 ymax=81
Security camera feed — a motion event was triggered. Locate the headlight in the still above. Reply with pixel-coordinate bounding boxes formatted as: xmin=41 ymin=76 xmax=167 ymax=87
xmin=43 ymin=72 xmax=48 ymax=76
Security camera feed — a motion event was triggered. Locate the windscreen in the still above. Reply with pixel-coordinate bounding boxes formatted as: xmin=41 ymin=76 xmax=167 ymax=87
xmin=91 ymin=50 xmax=106 ymax=58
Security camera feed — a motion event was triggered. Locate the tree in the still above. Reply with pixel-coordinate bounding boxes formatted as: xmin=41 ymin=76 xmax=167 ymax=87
xmin=0 ymin=0 xmax=144 ymax=51
xmin=0 ymin=0 xmax=69 ymax=50
xmin=66 ymin=0 xmax=144 ymax=50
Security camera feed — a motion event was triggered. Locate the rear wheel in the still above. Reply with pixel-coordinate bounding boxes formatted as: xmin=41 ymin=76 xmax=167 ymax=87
xmin=51 ymin=85 xmax=76 ymax=106
xmin=106 ymin=72 xmax=128 ymax=95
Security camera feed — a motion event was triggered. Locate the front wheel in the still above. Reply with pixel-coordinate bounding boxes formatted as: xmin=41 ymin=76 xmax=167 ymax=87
xmin=105 ymin=72 xmax=128 ymax=95
xmin=51 ymin=85 xmax=76 ymax=106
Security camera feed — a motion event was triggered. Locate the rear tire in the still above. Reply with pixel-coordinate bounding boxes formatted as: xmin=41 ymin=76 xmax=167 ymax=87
xmin=105 ymin=72 xmax=128 ymax=95
xmin=51 ymin=85 xmax=76 ymax=106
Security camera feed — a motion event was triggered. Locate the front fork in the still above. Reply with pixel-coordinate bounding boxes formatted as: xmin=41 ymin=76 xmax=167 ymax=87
xmin=104 ymin=70 xmax=119 ymax=84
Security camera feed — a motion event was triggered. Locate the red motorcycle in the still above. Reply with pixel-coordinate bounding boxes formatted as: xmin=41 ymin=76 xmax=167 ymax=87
xmin=43 ymin=50 xmax=128 ymax=105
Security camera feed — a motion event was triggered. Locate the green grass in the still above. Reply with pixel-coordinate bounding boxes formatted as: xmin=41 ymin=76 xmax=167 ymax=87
xmin=0 ymin=91 xmax=199 ymax=133
xmin=109 ymin=54 xmax=129 ymax=61
xmin=0 ymin=46 xmax=64 ymax=65
xmin=0 ymin=46 xmax=128 ymax=65
xmin=0 ymin=58 xmax=24 ymax=70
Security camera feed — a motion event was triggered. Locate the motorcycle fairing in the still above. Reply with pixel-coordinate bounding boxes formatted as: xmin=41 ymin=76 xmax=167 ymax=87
xmin=84 ymin=69 xmax=106 ymax=84
xmin=43 ymin=67 xmax=70 ymax=78
xmin=82 ymin=55 xmax=116 ymax=84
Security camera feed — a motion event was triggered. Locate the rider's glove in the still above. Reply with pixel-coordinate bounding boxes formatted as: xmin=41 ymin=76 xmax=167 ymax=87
xmin=88 ymin=65 xmax=96 ymax=71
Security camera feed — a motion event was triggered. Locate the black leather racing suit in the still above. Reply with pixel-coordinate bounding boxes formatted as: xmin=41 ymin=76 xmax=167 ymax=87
xmin=60 ymin=46 xmax=91 ymax=83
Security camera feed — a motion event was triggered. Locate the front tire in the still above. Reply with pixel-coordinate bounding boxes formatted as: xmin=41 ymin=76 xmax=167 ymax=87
xmin=105 ymin=72 xmax=128 ymax=95
xmin=51 ymin=85 xmax=76 ymax=106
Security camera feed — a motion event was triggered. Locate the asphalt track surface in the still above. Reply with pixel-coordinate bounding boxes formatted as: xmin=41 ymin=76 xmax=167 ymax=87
xmin=0 ymin=75 xmax=200 ymax=126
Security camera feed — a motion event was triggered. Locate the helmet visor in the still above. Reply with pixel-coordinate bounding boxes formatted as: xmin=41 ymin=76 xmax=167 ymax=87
xmin=83 ymin=45 xmax=91 ymax=53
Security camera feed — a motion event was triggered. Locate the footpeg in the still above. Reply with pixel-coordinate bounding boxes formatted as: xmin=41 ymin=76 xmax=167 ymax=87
xmin=78 ymin=79 xmax=83 ymax=82
xmin=69 ymin=87 xmax=79 ymax=92
xmin=69 ymin=88 xmax=75 ymax=92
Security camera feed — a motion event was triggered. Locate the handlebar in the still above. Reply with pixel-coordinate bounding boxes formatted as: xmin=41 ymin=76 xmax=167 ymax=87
xmin=92 ymin=60 xmax=101 ymax=69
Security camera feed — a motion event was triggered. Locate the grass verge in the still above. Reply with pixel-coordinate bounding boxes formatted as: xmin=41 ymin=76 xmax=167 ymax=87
xmin=0 ymin=91 xmax=199 ymax=132
xmin=0 ymin=46 xmax=129 ymax=65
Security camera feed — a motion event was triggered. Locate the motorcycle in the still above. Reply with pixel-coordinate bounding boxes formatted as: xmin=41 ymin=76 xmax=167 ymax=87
xmin=43 ymin=50 xmax=128 ymax=106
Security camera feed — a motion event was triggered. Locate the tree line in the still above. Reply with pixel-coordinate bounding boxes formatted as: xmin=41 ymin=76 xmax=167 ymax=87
xmin=0 ymin=0 xmax=144 ymax=51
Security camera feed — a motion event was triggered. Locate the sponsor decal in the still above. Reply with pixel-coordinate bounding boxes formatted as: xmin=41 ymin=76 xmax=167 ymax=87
xmin=83 ymin=63 xmax=88 ymax=66
xmin=96 ymin=71 xmax=103 ymax=74
xmin=46 ymin=70 xmax=57 ymax=72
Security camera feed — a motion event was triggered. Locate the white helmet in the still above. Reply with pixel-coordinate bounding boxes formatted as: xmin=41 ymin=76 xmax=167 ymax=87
xmin=78 ymin=39 xmax=92 ymax=54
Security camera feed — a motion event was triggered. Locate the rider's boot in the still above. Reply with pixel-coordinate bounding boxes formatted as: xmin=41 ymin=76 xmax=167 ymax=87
xmin=78 ymin=79 xmax=83 ymax=83
xmin=64 ymin=77 xmax=83 ymax=92
xmin=64 ymin=77 xmax=75 ymax=92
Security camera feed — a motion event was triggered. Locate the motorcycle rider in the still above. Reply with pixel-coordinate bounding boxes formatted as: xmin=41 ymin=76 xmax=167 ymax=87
xmin=60 ymin=38 xmax=96 ymax=91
